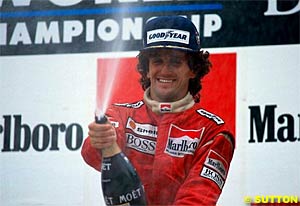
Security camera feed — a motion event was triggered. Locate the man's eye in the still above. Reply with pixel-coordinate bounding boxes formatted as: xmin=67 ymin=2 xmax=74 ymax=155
xmin=152 ymin=58 xmax=163 ymax=65
xmin=170 ymin=59 xmax=182 ymax=66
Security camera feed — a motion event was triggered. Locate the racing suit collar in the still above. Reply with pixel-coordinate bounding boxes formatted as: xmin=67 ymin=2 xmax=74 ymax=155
xmin=143 ymin=88 xmax=195 ymax=114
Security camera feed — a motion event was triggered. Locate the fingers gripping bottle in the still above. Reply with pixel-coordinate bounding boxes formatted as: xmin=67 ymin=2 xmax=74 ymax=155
xmin=96 ymin=115 xmax=147 ymax=206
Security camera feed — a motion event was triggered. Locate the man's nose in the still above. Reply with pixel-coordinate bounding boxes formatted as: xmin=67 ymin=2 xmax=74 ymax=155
xmin=160 ymin=62 xmax=173 ymax=73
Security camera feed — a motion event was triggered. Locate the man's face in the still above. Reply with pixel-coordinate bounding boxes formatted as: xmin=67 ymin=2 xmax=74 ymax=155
xmin=147 ymin=49 xmax=195 ymax=102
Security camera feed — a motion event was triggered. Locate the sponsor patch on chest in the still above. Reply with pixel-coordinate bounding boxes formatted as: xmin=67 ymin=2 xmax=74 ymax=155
xmin=126 ymin=117 xmax=158 ymax=138
xmin=126 ymin=133 xmax=156 ymax=155
xmin=164 ymin=124 xmax=205 ymax=157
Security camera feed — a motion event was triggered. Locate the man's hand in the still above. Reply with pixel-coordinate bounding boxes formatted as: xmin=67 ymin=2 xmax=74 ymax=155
xmin=88 ymin=121 xmax=117 ymax=150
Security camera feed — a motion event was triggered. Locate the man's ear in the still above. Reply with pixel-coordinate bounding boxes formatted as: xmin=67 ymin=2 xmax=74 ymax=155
xmin=189 ymin=70 xmax=196 ymax=79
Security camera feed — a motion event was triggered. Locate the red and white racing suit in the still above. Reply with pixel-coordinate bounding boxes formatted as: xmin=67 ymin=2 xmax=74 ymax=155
xmin=81 ymin=89 xmax=235 ymax=206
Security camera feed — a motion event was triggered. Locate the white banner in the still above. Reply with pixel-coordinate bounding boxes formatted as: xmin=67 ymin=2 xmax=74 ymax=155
xmin=1 ymin=44 xmax=300 ymax=205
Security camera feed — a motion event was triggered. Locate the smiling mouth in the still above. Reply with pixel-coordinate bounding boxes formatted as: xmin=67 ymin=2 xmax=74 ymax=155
xmin=158 ymin=78 xmax=174 ymax=83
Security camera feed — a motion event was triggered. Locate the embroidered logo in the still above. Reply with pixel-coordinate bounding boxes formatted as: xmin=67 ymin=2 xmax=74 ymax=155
xmin=126 ymin=133 xmax=156 ymax=155
xmin=200 ymin=166 xmax=224 ymax=189
xmin=114 ymin=101 xmax=144 ymax=109
xmin=197 ymin=109 xmax=224 ymax=125
xmin=159 ymin=103 xmax=171 ymax=112
xmin=147 ymin=29 xmax=190 ymax=45
xmin=204 ymin=150 xmax=228 ymax=179
xmin=164 ymin=124 xmax=205 ymax=157
xmin=200 ymin=149 xmax=229 ymax=189
xmin=126 ymin=117 xmax=158 ymax=138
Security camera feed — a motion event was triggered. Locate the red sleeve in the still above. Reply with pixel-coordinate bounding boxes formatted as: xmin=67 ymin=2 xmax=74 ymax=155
xmin=173 ymin=133 xmax=234 ymax=206
xmin=81 ymin=136 xmax=102 ymax=171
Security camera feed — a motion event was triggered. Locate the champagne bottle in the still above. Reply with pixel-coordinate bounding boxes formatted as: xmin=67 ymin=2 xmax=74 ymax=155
xmin=96 ymin=115 xmax=147 ymax=206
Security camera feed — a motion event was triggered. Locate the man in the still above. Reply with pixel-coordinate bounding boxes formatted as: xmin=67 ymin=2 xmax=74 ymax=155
xmin=81 ymin=16 xmax=235 ymax=205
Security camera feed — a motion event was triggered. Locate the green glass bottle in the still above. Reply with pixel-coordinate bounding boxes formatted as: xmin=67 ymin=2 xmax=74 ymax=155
xmin=96 ymin=115 xmax=147 ymax=205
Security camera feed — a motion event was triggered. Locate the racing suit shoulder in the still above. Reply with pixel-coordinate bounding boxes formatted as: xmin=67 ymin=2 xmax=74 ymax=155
xmin=193 ymin=105 xmax=234 ymax=146
xmin=113 ymin=100 xmax=145 ymax=109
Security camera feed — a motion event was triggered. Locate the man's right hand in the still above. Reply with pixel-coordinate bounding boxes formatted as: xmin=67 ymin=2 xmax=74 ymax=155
xmin=88 ymin=121 xmax=117 ymax=150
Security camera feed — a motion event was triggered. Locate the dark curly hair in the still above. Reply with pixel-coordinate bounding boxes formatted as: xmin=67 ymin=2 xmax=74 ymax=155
xmin=137 ymin=49 xmax=212 ymax=103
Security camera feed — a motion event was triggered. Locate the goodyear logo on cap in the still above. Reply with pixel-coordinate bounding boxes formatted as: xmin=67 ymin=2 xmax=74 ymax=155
xmin=147 ymin=29 xmax=190 ymax=45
